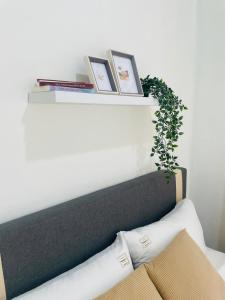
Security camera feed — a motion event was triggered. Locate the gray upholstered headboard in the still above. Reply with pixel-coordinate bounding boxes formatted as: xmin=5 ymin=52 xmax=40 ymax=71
xmin=0 ymin=168 xmax=186 ymax=299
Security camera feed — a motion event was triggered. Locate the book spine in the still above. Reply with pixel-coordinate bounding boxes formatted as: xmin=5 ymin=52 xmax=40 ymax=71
xmin=33 ymin=86 xmax=96 ymax=93
xmin=39 ymin=82 xmax=93 ymax=89
xmin=51 ymin=87 xmax=95 ymax=93
xmin=37 ymin=79 xmax=94 ymax=89
xmin=37 ymin=78 xmax=89 ymax=84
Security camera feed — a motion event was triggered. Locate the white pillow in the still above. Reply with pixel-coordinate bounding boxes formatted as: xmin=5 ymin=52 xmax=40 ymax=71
xmin=161 ymin=198 xmax=205 ymax=250
xmin=121 ymin=198 xmax=205 ymax=268
xmin=14 ymin=233 xmax=133 ymax=300
xmin=119 ymin=221 xmax=181 ymax=268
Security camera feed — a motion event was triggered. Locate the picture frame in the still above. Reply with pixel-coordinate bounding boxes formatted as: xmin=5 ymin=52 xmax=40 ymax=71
xmin=108 ymin=50 xmax=143 ymax=96
xmin=84 ymin=56 xmax=118 ymax=94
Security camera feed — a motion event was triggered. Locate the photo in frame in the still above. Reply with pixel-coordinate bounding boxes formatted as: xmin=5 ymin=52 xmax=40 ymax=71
xmin=84 ymin=56 xmax=118 ymax=94
xmin=108 ymin=50 xmax=143 ymax=96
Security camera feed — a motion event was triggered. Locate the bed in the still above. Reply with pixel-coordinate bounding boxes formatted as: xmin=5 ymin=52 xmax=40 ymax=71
xmin=0 ymin=168 xmax=224 ymax=299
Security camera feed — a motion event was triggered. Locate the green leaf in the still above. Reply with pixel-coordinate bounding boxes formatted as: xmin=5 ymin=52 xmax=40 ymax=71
xmin=140 ymin=75 xmax=187 ymax=182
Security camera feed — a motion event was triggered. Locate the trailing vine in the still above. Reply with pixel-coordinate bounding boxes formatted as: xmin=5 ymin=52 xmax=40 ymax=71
xmin=140 ymin=75 xmax=187 ymax=182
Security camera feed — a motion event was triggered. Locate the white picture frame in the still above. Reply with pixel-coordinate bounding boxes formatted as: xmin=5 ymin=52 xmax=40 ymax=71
xmin=84 ymin=56 xmax=118 ymax=95
xmin=108 ymin=50 xmax=143 ymax=96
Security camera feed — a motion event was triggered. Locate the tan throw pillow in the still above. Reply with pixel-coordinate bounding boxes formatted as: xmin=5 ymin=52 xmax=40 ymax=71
xmin=145 ymin=229 xmax=225 ymax=300
xmin=96 ymin=265 xmax=162 ymax=300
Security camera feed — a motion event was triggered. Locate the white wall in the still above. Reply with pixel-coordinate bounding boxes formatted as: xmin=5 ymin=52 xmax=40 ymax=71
xmin=0 ymin=0 xmax=196 ymax=223
xmin=190 ymin=0 xmax=225 ymax=251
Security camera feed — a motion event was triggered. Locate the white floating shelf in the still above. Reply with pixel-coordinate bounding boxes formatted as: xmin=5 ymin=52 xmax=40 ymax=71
xmin=28 ymin=91 xmax=158 ymax=106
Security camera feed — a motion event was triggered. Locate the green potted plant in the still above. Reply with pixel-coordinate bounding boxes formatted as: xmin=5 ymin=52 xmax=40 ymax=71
xmin=141 ymin=75 xmax=187 ymax=182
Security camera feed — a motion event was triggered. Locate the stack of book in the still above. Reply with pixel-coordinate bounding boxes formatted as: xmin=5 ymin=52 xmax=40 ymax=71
xmin=32 ymin=79 xmax=95 ymax=94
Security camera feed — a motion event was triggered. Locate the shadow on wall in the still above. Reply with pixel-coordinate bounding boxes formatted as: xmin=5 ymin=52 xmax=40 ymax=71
xmin=23 ymin=104 xmax=154 ymax=161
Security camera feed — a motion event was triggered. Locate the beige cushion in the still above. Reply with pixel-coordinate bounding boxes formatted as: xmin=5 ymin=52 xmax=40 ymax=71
xmin=145 ymin=229 xmax=225 ymax=300
xmin=0 ymin=255 xmax=6 ymax=300
xmin=96 ymin=265 xmax=162 ymax=300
